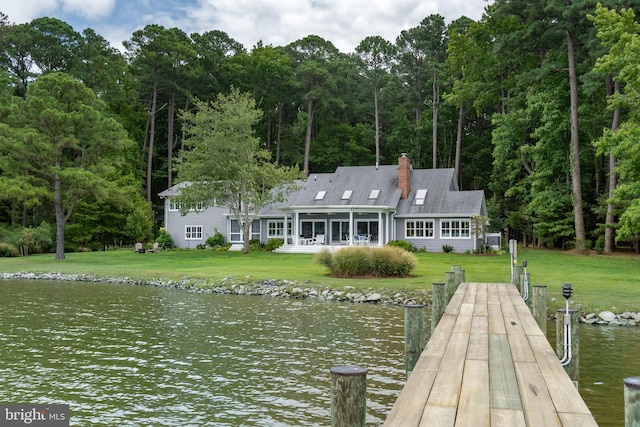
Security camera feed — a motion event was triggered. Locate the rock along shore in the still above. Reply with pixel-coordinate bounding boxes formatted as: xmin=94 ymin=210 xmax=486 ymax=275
xmin=3 ymin=271 xmax=638 ymax=326
xmin=0 ymin=271 xmax=430 ymax=307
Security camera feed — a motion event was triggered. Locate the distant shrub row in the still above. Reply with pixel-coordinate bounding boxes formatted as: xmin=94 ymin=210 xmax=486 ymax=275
xmin=314 ymin=246 xmax=417 ymax=277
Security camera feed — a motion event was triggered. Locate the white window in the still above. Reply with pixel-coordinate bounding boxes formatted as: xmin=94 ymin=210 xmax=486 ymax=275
xmin=169 ymin=199 xmax=202 ymax=211
xmin=440 ymin=219 xmax=470 ymax=238
xmin=414 ymin=189 xmax=427 ymax=205
xmin=315 ymin=190 xmax=326 ymax=200
xmin=267 ymin=220 xmax=292 ymax=238
xmin=230 ymin=220 xmax=261 ymax=242
xmin=405 ymin=220 xmax=434 ymax=238
xmin=185 ymin=225 xmax=203 ymax=240
xmin=341 ymin=190 xmax=352 ymax=200
xmin=368 ymin=189 xmax=380 ymax=200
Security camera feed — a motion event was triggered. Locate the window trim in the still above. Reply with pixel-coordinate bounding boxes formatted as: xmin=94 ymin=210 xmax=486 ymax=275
xmin=404 ymin=219 xmax=434 ymax=239
xmin=440 ymin=219 xmax=471 ymax=239
xmin=185 ymin=225 xmax=203 ymax=240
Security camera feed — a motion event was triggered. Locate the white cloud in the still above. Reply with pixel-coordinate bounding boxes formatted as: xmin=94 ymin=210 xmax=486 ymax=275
xmin=61 ymin=0 xmax=116 ymax=20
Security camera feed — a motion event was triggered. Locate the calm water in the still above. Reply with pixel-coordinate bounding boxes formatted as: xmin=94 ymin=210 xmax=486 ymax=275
xmin=0 ymin=280 xmax=637 ymax=426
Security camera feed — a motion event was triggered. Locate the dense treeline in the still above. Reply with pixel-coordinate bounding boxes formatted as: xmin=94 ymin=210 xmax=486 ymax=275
xmin=1 ymin=1 xmax=639 ymax=257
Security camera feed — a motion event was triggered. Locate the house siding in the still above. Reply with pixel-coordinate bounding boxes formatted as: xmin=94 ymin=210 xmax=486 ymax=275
xmin=163 ymin=198 xmax=228 ymax=248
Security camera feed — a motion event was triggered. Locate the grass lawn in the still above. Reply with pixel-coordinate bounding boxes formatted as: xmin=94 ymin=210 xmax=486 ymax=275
xmin=1 ymin=248 xmax=639 ymax=313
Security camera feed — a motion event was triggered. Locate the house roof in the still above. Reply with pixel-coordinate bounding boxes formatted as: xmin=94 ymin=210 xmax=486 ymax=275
xmin=159 ymin=163 xmax=487 ymax=217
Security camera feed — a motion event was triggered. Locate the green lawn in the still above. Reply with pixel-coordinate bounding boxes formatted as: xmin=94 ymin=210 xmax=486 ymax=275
xmin=1 ymin=248 xmax=639 ymax=313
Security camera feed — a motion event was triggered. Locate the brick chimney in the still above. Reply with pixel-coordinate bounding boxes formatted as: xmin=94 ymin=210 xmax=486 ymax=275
xmin=398 ymin=153 xmax=411 ymax=199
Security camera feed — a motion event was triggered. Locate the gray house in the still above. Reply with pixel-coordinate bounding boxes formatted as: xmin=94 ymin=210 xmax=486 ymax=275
xmin=158 ymin=154 xmax=488 ymax=253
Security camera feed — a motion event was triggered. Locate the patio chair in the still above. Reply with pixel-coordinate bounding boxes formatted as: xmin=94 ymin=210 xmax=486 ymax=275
xmin=313 ymin=234 xmax=325 ymax=245
xmin=134 ymin=242 xmax=144 ymax=253
xmin=149 ymin=242 xmax=159 ymax=253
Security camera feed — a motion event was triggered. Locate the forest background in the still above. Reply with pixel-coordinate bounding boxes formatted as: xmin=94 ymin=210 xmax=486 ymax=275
xmin=1 ymin=0 xmax=640 ymax=258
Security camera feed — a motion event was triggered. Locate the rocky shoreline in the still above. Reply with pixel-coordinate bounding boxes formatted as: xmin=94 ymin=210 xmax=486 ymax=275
xmin=2 ymin=271 xmax=637 ymax=326
xmin=0 ymin=271 xmax=429 ymax=306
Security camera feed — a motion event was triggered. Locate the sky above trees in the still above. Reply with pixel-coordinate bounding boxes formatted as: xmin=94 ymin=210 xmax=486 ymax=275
xmin=1 ymin=0 xmax=488 ymax=52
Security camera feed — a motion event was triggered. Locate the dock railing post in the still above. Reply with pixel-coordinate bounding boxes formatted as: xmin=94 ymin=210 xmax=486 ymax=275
xmin=330 ymin=365 xmax=367 ymax=427
xmin=404 ymin=304 xmax=425 ymax=378
xmin=431 ymin=282 xmax=446 ymax=333
xmin=556 ymin=308 xmax=580 ymax=385
xmin=532 ymin=285 xmax=547 ymax=336
xmin=624 ymin=377 xmax=640 ymax=426
xmin=451 ymin=265 xmax=464 ymax=288
xmin=512 ymin=265 xmax=524 ymax=293
xmin=444 ymin=271 xmax=456 ymax=304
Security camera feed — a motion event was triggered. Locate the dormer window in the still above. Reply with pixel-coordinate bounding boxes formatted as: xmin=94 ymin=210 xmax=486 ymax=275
xmin=414 ymin=189 xmax=427 ymax=205
xmin=368 ymin=189 xmax=380 ymax=200
xmin=315 ymin=190 xmax=326 ymax=200
xmin=341 ymin=190 xmax=352 ymax=200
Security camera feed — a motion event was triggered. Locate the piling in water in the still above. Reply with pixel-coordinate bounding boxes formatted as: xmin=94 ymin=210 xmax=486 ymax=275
xmin=444 ymin=271 xmax=456 ymax=305
xmin=624 ymin=377 xmax=640 ymax=427
xmin=404 ymin=304 xmax=425 ymax=378
xmin=330 ymin=365 xmax=367 ymax=427
xmin=532 ymin=285 xmax=547 ymax=336
xmin=431 ymin=282 xmax=445 ymax=334
xmin=556 ymin=308 xmax=580 ymax=384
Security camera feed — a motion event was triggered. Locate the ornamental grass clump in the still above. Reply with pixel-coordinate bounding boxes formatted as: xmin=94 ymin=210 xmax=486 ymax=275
xmin=314 ymin=246 xmax=417 ymax=277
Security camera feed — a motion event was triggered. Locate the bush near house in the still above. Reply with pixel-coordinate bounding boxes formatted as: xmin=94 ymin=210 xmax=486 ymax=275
xmin=315 ymin=246 xmax=417 ymax=277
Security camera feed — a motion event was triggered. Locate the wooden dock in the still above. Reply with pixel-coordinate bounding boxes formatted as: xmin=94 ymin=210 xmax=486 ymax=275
xmin=384 ymin=282 xmax=598 ymax=426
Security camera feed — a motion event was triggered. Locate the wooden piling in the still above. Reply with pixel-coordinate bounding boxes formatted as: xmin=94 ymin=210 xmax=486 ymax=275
xmin=431 ymin=282 xmax=446 ymax=333
xmin=524 ymin=272 xmax=532 ymax=308
xmin=556 ymin=308 xmax=580 ymax=384
xmin=444 ymin=271 xmax=456 ymax=304
xmin=404 ymin=304 xmax=425 ymax=378
xmin=330 ymin=365 xmax=367 ymax=427
xmin=532 ymin=285 xmax=547 ymax=336
xmin=624 ymin=377 xmax=640 ymax=427
xmin=451 ymin=265 xmax=463 ymax=288
xmin=512 ymin=265 xmax=524 ymax=293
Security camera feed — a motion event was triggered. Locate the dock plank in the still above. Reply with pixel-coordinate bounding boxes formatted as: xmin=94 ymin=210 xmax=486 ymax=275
xmin=384 ymin=282 xmax=598 ymax=427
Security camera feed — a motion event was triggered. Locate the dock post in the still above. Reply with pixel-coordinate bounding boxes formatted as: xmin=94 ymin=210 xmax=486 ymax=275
xmin=556 ymin=308 xmax=580 ymax=385
xmin=330 ymin=365 xmax=367 ymax=427
xmin=525 ymin=272 xmax=532 ymax=308
xmin=404 ymin=304 xmax=425 ymax=378
xmin=444 ymin=271 xmax=456 ymax=304
xmin=431 ymin=282 xmax=446 ymax=333
xmin=512 ymin=265 xmax=524 ymax=293
xmin=451 ymin=265 xmax=463 ymax=288
xmin=624 ymin=377 xmax=640 ymax=426
xmin=532 ymin=285 xmax=547 ymax=336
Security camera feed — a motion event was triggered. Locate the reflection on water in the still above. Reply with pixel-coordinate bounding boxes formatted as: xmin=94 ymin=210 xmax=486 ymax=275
xmin=1 ymin=279 xmax=638 ymax=426
xmin=0 ymin=280 xmax=406 ymax=426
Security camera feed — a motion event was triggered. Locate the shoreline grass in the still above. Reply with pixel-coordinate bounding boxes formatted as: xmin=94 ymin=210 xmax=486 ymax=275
xmin=1 ymin=248 xmax=639 ymax=313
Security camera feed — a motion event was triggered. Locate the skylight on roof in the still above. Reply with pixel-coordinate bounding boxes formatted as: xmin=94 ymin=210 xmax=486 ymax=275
xmin=414 ymin=189 xmax=427 ymax=205
xmin=315 ymin=190 xmax=326 ymax=200
xmin=341 ymin=190 xmax=353 ymax=200
xmin=368 ymin=189 xmax=380 ymax=199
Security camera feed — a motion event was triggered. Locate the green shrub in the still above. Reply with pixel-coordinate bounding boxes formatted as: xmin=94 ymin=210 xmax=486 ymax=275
xmin=314 ymin=246 xmax=417 ymax=277
xmin=265 ymin=238 xmax=284 ymax=251
xmin=156 ymin=227 xmax=174 ymax=248
xmin=0 ymin=242 xmax=19 ymax=257
xmin=386 ymin=239 xmax=417 ymax=252
xmin=442 ymin=244 xmax=454 ymax=253
xmin=206 ymin=229 xmax=225 ymax=248
xmin=249 ymin=239 xmax=265 ymax=251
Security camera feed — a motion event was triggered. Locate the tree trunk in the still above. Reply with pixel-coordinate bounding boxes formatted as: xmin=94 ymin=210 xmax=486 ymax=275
xmin=432 ymin=70 xmax=439 ymax=169
xmin=167 ymin=90 xmax=175 ymax=189
xmin=454 ymin=102 xmax=464 ymax=185
xmin=146 ymin=80 xmax=158 ymax=203
xmin=604 ymin=80 xmax=621 ymax=253
xmin=374 ymin=83 xmax=380 ymax=168
xmin=54 ymin=171 xmax=65 ymax=260
xmin=276 ymin=103 xmax=283 ymax=165
xmin=567 ymin=29 xmax=586 ymax=251
xmin=303 ymin=98 xmax=314 ymax=176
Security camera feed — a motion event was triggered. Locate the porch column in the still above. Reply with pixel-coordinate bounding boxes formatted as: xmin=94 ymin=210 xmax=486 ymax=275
xmin=378 ymin=211 xmax=383 ymax=246
xmin=349 ymin=211 xmax=354 ymax=246
xmin=295 ymin=212 xmax=300 ymax=245
xmin=283 ymin=213 xmax=289 ymax=245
